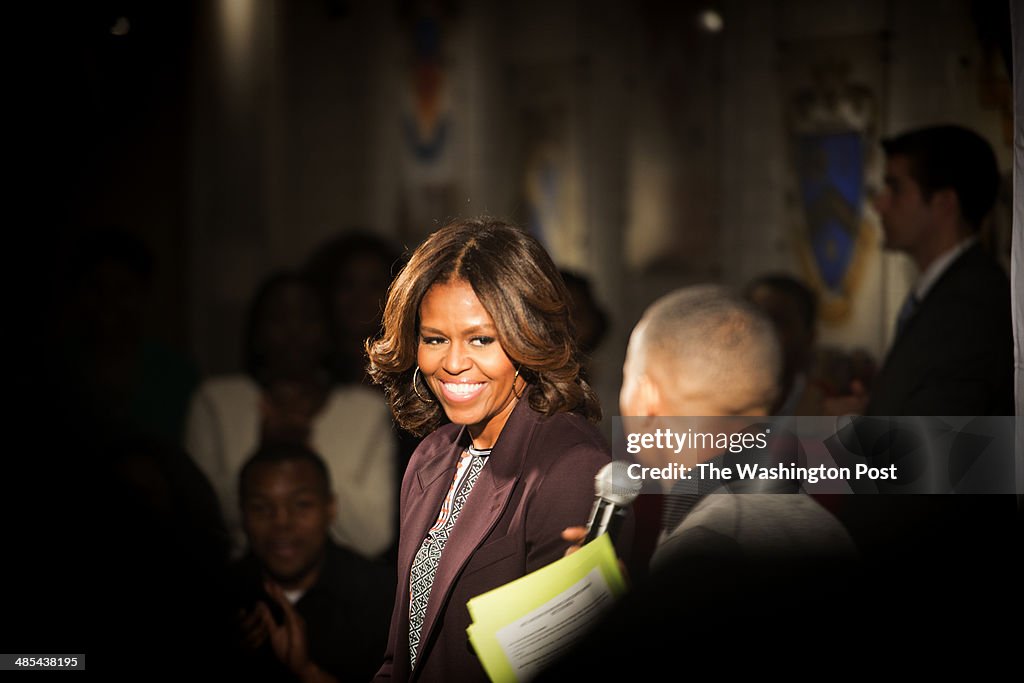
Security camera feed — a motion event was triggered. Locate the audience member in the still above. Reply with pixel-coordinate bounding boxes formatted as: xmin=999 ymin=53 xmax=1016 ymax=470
xmin=231 ymin=440 xmax=395 ymax=682
xmin=34 ymin=228 xmax=226 ymax=675
xmin=109 ymin=434 xmax=232 ymax=566
xmin=816 ymin=346 xmax=877 ymax=401
xmin=54 ymin=227 xmax=200 ymax=443
xmin=304 ymin=230 xmax=419 ymax=560
xmin=558 ymin=269 xmax=610 ymax=360
xmin=303 ymin=230 xmax=406 ymax=386
xmin=827 ymin=124 xmax=1013 ymax=416
xmin=744 ymin=273 xmax=824 ymax=415
xmin=92 ymin=435 xmax=236 ymax=676
xmin=186 ymin=270 xmax=398 ymax=559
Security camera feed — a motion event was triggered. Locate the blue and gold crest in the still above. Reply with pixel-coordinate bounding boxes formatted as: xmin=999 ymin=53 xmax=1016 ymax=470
xmin=786 ymin=57 xmax=879 ymax=322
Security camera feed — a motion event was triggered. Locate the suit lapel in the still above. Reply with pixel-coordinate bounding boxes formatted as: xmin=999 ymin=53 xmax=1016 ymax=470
xmin=403 ymin=431 xmax=459 ymax=553
xmin=395 ymin=433 xmax=458 ymax=633
xmin=871 ymin=245 xmax=980 ymax=414
xmin=885 ymin=245 xmax=977 ymax=359
xmin=415 ymin=397 xmax=538 ymax=665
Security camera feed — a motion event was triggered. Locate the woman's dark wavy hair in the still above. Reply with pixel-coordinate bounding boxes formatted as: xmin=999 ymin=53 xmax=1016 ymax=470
xmin=366 ymin=217 xmax=601 ymax=436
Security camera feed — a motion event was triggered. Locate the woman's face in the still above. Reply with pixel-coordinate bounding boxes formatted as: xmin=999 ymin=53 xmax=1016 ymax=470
xmin=417 ymin=279 xmax=523 ymax=449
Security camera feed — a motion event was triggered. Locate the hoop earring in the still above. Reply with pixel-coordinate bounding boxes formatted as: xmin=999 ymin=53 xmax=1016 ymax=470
xmin=413 ymin=367 xmax=433 ymax=402
xmin=511 ymin=367 xmax=523 ymax=400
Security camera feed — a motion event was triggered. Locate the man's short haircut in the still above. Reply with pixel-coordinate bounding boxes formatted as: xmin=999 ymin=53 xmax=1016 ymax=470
xmin=743 ymin=273 xmax=818 ymax=333
xmin=637 ymin=285 xmax=782 ymax=413
xmin=238 ymin=440 xmax=333 ymax=502
xmin=881 ymin=125 xmax=1000 ymax=231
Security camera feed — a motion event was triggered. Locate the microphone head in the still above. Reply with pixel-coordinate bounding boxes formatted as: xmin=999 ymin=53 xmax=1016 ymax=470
xmin=595 ymin=460 xmax=643 ymax=506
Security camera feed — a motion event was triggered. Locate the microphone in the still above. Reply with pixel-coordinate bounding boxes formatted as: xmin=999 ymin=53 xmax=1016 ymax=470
xmin=584 ymin=460 xmax=643 ymax=544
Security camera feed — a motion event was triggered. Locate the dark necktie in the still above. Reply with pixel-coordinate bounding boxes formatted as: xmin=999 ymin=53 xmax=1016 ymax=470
xmin=895 ymin=291 xmax=919 ymax=337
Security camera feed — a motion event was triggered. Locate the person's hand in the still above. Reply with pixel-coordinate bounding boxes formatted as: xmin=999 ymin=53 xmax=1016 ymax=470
xmin=822 ymin=380 xmax=869 ymax=416
xmin=561 ymin=526 xmax=631 ymax=586
xmin=261 ymin=580 xmax=337 ymax=683
xmin=238 ymin=603 xmax=271 ymax=652
xmin=561 ymin=526 xmax=587 ymax=557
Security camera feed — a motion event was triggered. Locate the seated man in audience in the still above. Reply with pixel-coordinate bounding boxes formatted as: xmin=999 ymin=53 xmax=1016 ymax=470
xmin=230 ymin=440 xmax=395 ymax=682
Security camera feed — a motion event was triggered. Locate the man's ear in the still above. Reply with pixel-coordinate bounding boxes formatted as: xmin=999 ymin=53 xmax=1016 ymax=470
xmin=635 ymin=373 xmax=663 ymax=417
xmin=930 ymin=187 xmax=960 ymax=223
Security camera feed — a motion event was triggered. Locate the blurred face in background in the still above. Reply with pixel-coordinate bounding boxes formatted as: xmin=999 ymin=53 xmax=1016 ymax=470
xmin=255 ymin=282 xmax=329 ymax=382
xmin=332 ymin=252 xmax=394 ymax=350
xmin=241 ymin=459 xmax=335 ymax=591
xmin=74 ymin=258 xmax=149 ymax=351
xmin=874 ymin=155 xmax=934 ymax=256
xmin=746 ymin=285 xmax=813 ymax=381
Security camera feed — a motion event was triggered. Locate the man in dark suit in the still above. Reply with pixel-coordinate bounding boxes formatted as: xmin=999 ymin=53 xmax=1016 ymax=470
xmin=820 ymin=126 xmax=1020 ymax=654
xmin=831 ymin=124 xmax=1013 ymax=416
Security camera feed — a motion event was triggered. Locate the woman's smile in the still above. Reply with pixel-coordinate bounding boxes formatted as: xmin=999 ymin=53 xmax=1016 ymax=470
xmin=438 ymin=381 xmax=486 ymax=402
xmin=417 ymin=279 xmax=524 ymax=448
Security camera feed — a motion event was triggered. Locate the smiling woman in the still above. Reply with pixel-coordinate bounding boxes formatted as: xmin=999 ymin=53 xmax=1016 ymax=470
xmin=416 ymin=280 xmax=524 ymax=449
xmin=370 ymin=217 xmax=601 ymax=438
xmin=366 ymin=217 xmax=610 ymax=682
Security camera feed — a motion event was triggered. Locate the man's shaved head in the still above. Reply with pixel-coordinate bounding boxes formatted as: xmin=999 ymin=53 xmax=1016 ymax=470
xmin=622 ymin=285 xmax=781 ymax=416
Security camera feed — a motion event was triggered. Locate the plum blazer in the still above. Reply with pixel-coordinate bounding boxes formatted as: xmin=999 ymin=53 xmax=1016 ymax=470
xmin=373 ymin=394 xmax=610 ymax=682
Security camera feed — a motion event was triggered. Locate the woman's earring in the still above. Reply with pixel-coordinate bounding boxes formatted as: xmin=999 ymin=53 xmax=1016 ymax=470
xmin=511 ymin=366 xmax=523 ymax=400
xmin=413 ymin=367 xmax=433 ymax=402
